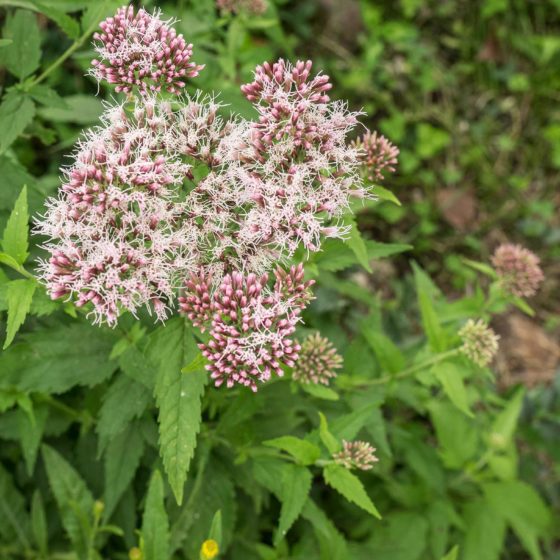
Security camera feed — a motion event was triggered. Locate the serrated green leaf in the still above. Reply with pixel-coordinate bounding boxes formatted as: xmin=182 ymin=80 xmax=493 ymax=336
xmin=96 ymin=373 xmax=151 ymax=455
xmin=0 ymin=323 xmax=117 ymax=394
xmin=31 ymin=491 xmax=48 ymax=556
xmin=171 ymin=461 xmax=235 ymax=558
xmin=318 ymin=412 xmax=340 ymax=454
xmin=484 ymin=481 xmax=551 ymax=560
xmin=104 ymin=423 xmax=144 ymax=520
xmin=42 ymin=445 xmax=94 ymax=559
xmin=275 ymin=465 xmax=312 ymax=545
xmin=264 ymin=436 xmax=321 ymax=466
xmin=4 ymin=279 xmax=35 ymax=349
xmin=0 ymin=464 xmax=31 ymax=547
xmin=154 ymin=318 xmax=206 ymax=505
xmin=323 ymin=464 xmax=381 ymax=518
xmin=371 ymin=184 xmax=402 ymax=205
xmin=1 ymin=9 xmax=41 ymax=79
xmin=2 ymin=185 xmax=28 ymax=264
xmin=142 ymin=470 xmax=169 ymax=560
xmin=0 ymin=93 xmax=36 ymax=154
xmin=432 ymin=362 xmax=473 ymax=418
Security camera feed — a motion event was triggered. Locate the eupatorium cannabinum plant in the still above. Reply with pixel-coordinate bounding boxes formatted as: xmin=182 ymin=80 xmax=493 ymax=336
xmin=36 ymin=4 xmax=398 ymax=392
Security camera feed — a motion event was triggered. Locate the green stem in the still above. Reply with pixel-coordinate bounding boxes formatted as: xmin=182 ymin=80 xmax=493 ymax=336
xmin=356 ymin=349 xmax=460 ymax=388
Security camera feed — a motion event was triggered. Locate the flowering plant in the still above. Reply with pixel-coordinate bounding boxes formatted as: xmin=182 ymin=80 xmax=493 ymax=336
xmin=0 ymin=3 xmax=554 ymax=560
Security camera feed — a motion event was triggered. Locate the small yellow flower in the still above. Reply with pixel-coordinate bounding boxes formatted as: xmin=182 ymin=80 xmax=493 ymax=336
xmin=200 ymin=539 xmax=219 ymax=559
xmin=128 ymin=547 xmax=143 ymax=560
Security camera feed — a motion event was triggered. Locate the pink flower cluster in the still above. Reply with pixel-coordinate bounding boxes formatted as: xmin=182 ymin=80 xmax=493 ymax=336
xmin=37 ymin=6 xmax=399 ymax=390
xmin=91 ymin=6 xmax=204 ymax=94
xmin=181 ymin=265 xmax=314 ymax=391
xmin=491 ymin=243 xmax=544 ymax=298
xmin=352 ymin=130 xmax=399 ymax=182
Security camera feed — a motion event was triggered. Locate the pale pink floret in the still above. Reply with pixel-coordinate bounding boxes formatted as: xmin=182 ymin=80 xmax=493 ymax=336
xmin=491 ymin=243 xmax=544 ymax=298
xmin=91 ymin=5 xmax=204 ymax=94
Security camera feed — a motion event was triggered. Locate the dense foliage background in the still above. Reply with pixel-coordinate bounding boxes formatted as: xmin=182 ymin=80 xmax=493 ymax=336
xmin=0 ymin=0 xmax=559 ymax=559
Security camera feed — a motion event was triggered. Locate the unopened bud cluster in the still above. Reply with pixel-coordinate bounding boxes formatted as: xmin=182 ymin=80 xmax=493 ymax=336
xmin=36 ymin=5 xmax=397 ymax=391
xmin=333 ymin=440 xmax=379 ymax=471
xmin=459 ymin=319 xmax=500 ymax=368
xmin=292 ymin=333 xmax=343 ymax=386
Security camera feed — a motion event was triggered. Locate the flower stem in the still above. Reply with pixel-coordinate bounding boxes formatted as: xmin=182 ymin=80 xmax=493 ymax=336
xmin=353 ymin=349 xmax=460 ymax=388
xmin=29 ymin=3 xmax=108 ymax=88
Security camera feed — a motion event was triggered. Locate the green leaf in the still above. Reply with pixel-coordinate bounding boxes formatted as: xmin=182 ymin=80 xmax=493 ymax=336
xmin=301 ymin=499 xmax=349 ymax=560
xmin=208 ymin=510 xmax=222 ymax=546
xmin=0 ymin=93 xmax=36 ymax=154
xmin=300 ymin=382 xmax=340 ymax=400
xmin=0 ymin=323 xmax=117 ymax=394
xmin=264 ymin=436 xmax=321 ymax=466
xmin=323 ymin=464 xmax=381 ymax=518
xmin=344 ymin=216 xmax=372 ymax=273
xmin=37 ymin=94 xmax=103 ymax=124
xmin=28 ymin=84 xmax=68 ymax=109
xmin=4 ymin=279 xmax=35 ymax=349
xmin=2 ymin=185 xmax=29 ymax=264
xmin=1 ymin=9 xmax=41 ymax=79
xmin=429 ymin=402 xmax=478 ymax=468
xmin=42 ymin=445 xmax=94 ymax=559
xmin=441 ymin=546 xmax=458 ymax=560
xmin=153 ymin=318 xmax=206 ymax=505
xmin=31 ymin=0 xmax=80 ymax=38
xmin=313 ymin=238 xmax=411 ymax=273
xmin=413 ymin=262 xmax=446 ymax=352
xmin=142 ymin=470 xmax=169 ymax=560
xmin=275 ymin=465 xmax=312 ymax=545
xmin=0 ymin=464 xmax=31 ymax=547
xmin=18 ymin=404 xmax=48 ymax=474
xmin=483 ymin=481 xmax=551 ymax=560
xmin=362 ymin=323 xmax=405 ymax=374
xmin=490 ymin=388 xmax=524 ymax=448
xmin=462 ymin=258 xmax=498 ymax=279
xmin=462 ymin=499 xmax=505 ymax=560
xmin=31 ymin=491 xmax=48 ymax=556
xmin=432 ymin=362 xmax=473 ymax=417
xmin=367 ymin=512 xmax=429 ymax=560
xmin=371 ymin=184 xmax=402 ymax=205
xmin=96 ymin=373 xmax=151 ymax=454
xmin=318 ymin=412 xmax=340 ymax=454
xmin=103 ymin=423 xmax=145 ymax=520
